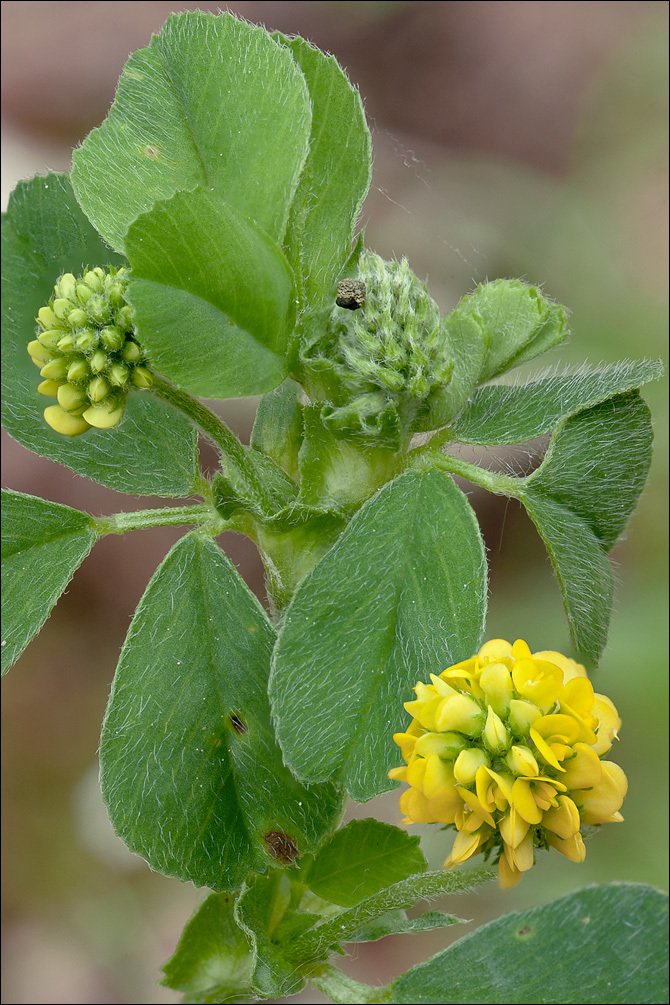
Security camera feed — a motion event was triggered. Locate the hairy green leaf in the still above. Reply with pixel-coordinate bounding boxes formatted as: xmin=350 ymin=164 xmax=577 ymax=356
xmin=449 ymin=360 xmax=662 ymax=445
xmin=517 ymin=392 xmax=653 ymax=660
xmin=389 ymin=883 xmax=669 ymax=1004
xmin=1 ymin=490 xmax=97 ymax=674
xmin=274 ymin=33 xmax=371 ymax=308
xmin=100 ymin=533 xmax=343 ymax=890
xmin=305 ymin=819 xmax=426 ymax=907
xmin=161 ymin=892 xmax=254 ymax=1004
xmin=1 ymin=173 xmax=198 ymax=496
xmin=71 ymin=11 xmax=312 ymax=252
xmin=271 ymin=470 xmax=487 ymax=801
xmin=126 ymin=188 xmax=295 ymax=398
xmin=524 ymin=391 xmax=653 ymax=550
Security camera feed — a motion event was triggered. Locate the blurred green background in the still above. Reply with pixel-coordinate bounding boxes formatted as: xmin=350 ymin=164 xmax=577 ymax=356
xmin=1 ymin=2 xmax=667 ymax=1002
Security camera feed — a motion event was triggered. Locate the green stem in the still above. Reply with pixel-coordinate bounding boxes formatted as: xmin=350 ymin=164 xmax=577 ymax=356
xmin=149 ymin=372 xmax=248 ymax=464
xmin=95 ymin=503 xmax=227 ymax=536
xmin=406 ymin=449 xmax=522 ymax=496
xmin=306 ymin=963 xmax=390 ymax=1004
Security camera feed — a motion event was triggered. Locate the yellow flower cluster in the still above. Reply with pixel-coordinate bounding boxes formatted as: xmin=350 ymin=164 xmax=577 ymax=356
xmin=390 ymin=639 xmax=626 ymax=888
xmin=28 ymin=267 xmax=152 ymax=436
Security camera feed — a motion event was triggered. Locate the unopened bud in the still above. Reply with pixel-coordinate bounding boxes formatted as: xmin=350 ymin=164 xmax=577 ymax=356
xmin=483 ymin=707 xmax=510 ymax=753
xmin=88 ymin=376 xmax=109 ymax=403
xmin=131 ymin=365 xmax=152 ymax=388
xmin=37 ymin=379 xmax=63 ymax=396
xmin=57 ymin=383 xmax=88 ymax=415
xmin=40 ymin=358 xmax=69 ymax=381
xmin=100 ymin=326 xmax=124 ymax=352
xmin=53 ymin=298 xmax=72 ymax=319
xmin=454 ymin=747 xmax=489 ymax=785
xmin=67 ymin=359 xmax=89 ymax=383
xmin=56 ymin=273 xmax=76 ymax=301
xmin=108 ymin=363 xmax=129 ymax=387
xmin=122 ymin=340 xmax=141 ymax=363
xmin=28 ymin=340 xmax=52 ymax=366
xmin=90 ymin=350 xmax=108 ymax=374
xmin=37 ymin=329 xmax=62 ymax=350
xmin=43 ymin=404 xmax=90 ymax=436
xmin=82 ymin=399 xmax=125 ymax=429
xmin=67 ymin=308 xmax=88 ymax=327
xmin=38 ymin=306 xmax=58 ymax=330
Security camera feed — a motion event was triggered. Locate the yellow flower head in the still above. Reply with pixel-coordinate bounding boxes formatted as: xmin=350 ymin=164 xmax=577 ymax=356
xmin=29 ymin=267 xmax=152 ymax=436
xmin=390 ymin=639 xmax=626 ymax=888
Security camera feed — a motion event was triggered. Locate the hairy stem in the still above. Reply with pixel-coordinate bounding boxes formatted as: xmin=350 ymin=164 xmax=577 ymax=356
xmin=95 ymin=503 xmax=227 ymax=536
xmin=407 ymin=449 xmax=521 ymax=496
xmin=306 ymin=963 xmax=390 ymax=1004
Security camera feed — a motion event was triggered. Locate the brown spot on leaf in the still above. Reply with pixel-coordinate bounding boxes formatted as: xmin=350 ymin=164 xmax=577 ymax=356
xmin=263 ymin=831 xmax=299 ymax=865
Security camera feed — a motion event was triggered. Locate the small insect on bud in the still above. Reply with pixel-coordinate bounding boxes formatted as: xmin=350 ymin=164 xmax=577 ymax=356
xmin=336 ymin=278 xmax=366 ymax=310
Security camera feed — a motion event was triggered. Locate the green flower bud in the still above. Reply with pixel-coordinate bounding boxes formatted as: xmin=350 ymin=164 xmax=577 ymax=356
xmin=108 ymin=363 xmax=130 ymax=387
xmin=53 ymin=298 xmax=72 ymax=319
xmin=88 ymin=376 xmax=109 ymax=403
xmin=37 ymin=330 xmax=62 ymax=350
xmin=90 ymin=350 xmax=109 ymax=373
xmin=56 ymin=333 xmax=76 ymax=353
xmin=38 ymin=306 xmax=58 ymax=330
xmin=40 ymin=358 xmax=69 ymax=381
xmin=131 ymin=366 xmax=152 ymax=388
xmin=506 ymin=744 xmax=540 ymax=778
xmin=67 ymin=307 xmax=88 ymax=327
xmin=86 ymin=295 xmax=111 ymax=325
xmin=483 ymin=707 xmax=510 ymax=754
xmin=75 ymin=282 xmax=94 ymax=304
xmin=100 ymin=326 xmax=124 ymax=351
xmin=56 ymin=273 xmax=77 ymax=301
xmin=57 ymin=383 xmax=89 ymax=415
xmin=27 ymin=340 xmax=52 ymax=366
xmin=75 ymin=329 xmax=99 ymax=353
xmin=37 ymin=378 xmax=63 ymax=396
xmin=122 ymin=340 xmax=141 ymax=363
xmin=67 ymin=359 xmax=89 ymax=384
xmin=82 ymin=270 xmax=103 ymax=292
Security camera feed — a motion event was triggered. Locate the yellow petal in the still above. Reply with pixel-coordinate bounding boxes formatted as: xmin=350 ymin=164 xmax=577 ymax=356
xmin=547 ymin=831 xmax=586 ymax=863
xmin=561 ymin=742 xmax=603 ymax=789
xmin=399 ymin=787 xmax=437 ymax=823
xmin=406 ymin=755 xmax=427 ymax=790
xmin=498 ymin=851 xmax=524 ymax=889
xmin=435 ymin=694 xmax=484 ymax=735
xmin=83 ymin=400 xmax=125 ymax=429
xmin=543 ymin=795 xmax=581 ymax=840
xmin=533 ymin=650 xmax=586 ymax=682
xmin=511 ymin=778 xmax=543 ymax=824
xmin=511 ymin=639 xmax=532 ymax=660
xmin=511 ymin=830 xmax=535 ymax=871
xmin=478 ymin=639 xmax=513 ymax=660
xmin=427 ymin=786 xmax=462 ymax=824
xmin=387 ymin=766 xmax=407 ymax=781
xmin=499 ymin=806 xmax=530 ymax=849
xmin=423 ymin=754 xmax=456 ymax=798
xmin=445 ymin=828 xmax=485 ymax=867
xmin=512 ymin=658 xmax=563 ymax=711
xmin=454 ymin=747 xmax=489 ymax=785
xmin=577 ymin=762 xmax=627 ymax=825
xmin=591 ymin=694 xmax=621 ymax=756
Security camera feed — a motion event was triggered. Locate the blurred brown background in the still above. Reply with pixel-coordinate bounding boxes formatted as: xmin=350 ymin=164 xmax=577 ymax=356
xmin=2 ymin=2 xmax=668 ymax=1003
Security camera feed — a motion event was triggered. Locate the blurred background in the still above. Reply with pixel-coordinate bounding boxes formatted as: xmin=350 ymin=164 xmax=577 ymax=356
xmin=1 ymin=2 xmax=667 ymax=1002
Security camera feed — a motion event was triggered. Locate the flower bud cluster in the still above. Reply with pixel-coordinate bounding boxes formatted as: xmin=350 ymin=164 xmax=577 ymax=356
xmin=331 ymin=253 xmax=451 ymax=400
xmin=28 ymin=267 xmax=152 ymax=436
xmin=390 ymin=639 xmax=626 ymax=889
xmin=298 ymin=253 xmax=453 ymax=445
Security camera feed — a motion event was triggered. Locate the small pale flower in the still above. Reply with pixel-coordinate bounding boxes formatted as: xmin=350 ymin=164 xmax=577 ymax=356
xmin=390 ymin=638 xmax=626 ymax=888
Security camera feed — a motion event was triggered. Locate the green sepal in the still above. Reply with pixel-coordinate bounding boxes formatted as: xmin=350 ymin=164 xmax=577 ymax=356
xmin=1 ymin=489 xmax=98 ymax=674
xmin=321 ymin=393 xmax=404 ymax=450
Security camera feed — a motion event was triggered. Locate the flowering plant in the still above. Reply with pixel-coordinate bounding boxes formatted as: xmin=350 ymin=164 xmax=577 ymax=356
xmin=1 ymin=11 xmax=666 ymax=1004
